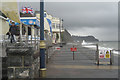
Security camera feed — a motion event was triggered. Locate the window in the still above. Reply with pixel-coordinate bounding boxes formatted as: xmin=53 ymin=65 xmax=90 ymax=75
xmin=56 ymin=24 xmax=60 ymax=29
xmin=52 ymin=23 xmax=55 ymax=29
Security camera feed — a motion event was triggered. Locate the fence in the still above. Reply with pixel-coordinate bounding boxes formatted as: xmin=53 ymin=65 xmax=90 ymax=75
xmin=61 ymin=43 xmax=114 ymax=65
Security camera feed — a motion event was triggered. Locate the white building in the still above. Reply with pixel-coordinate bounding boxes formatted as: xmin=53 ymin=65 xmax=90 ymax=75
xmin=35 ymin=11 xmax=64 ymax=44
xmin=44 ymin=12 xmax=65 ymax=43
xmin=52 ymin=17 xmax=64 ymax=43
xmin=0 ymin=10 xmax=65 ymax=45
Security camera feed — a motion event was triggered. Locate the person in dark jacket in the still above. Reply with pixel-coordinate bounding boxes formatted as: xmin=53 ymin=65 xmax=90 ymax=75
xmin=9 ymin=22 xmax=17 ymax=43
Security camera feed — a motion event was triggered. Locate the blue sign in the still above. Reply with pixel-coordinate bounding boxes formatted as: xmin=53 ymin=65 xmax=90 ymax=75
xmin=20 ymin=19 xmax=36 ymax=25
xmin=7 ymin=18 xmax=52 ymax=34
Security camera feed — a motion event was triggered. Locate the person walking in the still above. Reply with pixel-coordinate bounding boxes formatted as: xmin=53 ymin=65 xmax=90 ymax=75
xmin=9 ymin=22 xmax=17 ymax=43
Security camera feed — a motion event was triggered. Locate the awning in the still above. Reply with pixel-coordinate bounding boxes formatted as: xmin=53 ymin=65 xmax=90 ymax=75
xmin=0 ymin=0 xmax=20 ymax=23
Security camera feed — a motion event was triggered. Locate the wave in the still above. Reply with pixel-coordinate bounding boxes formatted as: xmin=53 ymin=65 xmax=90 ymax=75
xmin=81 ymin=40 xmax=119 ymax=55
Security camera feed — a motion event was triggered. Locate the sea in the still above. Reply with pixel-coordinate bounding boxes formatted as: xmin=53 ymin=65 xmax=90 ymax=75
xmin=82 ymin=41 xmax=119 ymax=55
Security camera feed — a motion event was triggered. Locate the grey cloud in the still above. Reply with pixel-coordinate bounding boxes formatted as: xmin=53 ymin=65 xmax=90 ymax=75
xmin=45 ymin=2 xmax=117 ymax=28
xmin=19 ymin=2 xmax=118 ymax=41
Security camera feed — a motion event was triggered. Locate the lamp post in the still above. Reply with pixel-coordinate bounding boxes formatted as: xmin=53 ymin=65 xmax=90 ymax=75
xmin=39 ymin=0 xmax=46 ymax=78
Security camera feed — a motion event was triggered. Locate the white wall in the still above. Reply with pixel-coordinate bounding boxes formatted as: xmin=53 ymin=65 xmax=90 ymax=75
xmin=0 ymin=17 xmax=9 ymax=57
xmin=0 ymin=18 xmax=9 ymax=41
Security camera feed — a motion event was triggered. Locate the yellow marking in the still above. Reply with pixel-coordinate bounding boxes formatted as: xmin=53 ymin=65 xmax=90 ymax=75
xmin=95 ymin=62 xmax=110 ymax=64
xmin=40 ymin=68 xmax=47 ymax=70
xmin=51 ymin=65 xmax=119 ymax=70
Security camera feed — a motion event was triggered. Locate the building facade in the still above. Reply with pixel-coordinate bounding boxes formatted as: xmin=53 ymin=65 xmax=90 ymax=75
xmin=52 ymin=17 xmax=64 ymax=43
xmin=0 ymin=10 xmax=65 ymax=44
xmin=35 ymin=11 xmax=64 ymax=44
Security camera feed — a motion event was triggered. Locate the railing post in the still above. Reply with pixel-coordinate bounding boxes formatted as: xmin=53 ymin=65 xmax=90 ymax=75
xmin=34 ymin=27 xmax=36 ymax=47
xmin=31 ymin=26 xmax=32 ymax=44
xmin=26 ymin=25 xmax=28 ymax=44
xmin=20 ymin=23 xmax=22 ymax=43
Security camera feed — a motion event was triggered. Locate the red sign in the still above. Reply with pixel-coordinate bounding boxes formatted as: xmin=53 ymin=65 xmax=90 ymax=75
xmin=99 ymin=55 xmax=104 ymax=58
xmin=99 ymin=51 xmax=105 ymax=59
xmin=71 ymin=48 xmax=77 ymax=51
xmin=57 ymin=48 xmax=61 ymax=50
xmin=55 ymin=47 xmax=61 ymax=50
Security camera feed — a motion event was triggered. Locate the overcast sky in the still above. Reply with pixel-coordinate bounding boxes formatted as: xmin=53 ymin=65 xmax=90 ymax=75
xmin=19 ymin=2 xmax=118 ymax=41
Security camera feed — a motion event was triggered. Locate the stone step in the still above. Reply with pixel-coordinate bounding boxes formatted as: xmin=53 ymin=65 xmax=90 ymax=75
xmin=2 ymin=57 xmax=8 ymax=79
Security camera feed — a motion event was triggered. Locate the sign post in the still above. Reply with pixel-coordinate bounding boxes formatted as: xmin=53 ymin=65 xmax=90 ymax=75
xmin=96 ymin=44 xmax=99 ymax=65
xmin=97 ymin=48 xmax=113 ymax=65
xmin=110 ymin=50 xmax=112 ymax=65
xmin=71 ymin=46 xmax=77 ymax=60
xmin=73 ymin=51 xmax=74 ymax=60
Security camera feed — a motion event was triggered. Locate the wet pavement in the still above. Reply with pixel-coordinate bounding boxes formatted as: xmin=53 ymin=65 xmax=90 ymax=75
xmin=46 ymin=43 xmax=119 ymax=78
xmin=0 ymin=43 xmax=119 ymax=79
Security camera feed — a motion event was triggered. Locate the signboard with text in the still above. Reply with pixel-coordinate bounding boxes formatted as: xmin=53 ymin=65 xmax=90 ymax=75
xmin=105 ymin=50 xmax=110 ymax=58
xmin=99 ymin=50 xmax=111 ymax=59
xmin=99 ymin=50 xmax=105 ymax=58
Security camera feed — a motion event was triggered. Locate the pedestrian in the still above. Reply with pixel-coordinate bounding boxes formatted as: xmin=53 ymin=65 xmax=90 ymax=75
xmin=6 ymin=32 xmax=10 ymax=40
xmin=9 ymin=22 xmax=17 ymax=43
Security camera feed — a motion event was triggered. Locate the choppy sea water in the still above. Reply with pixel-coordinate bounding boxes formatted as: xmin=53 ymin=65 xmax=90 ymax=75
xmin=82 ymin=41 xmax=119 ymax=55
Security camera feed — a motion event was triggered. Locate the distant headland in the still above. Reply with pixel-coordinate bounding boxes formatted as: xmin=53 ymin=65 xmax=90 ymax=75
xmin=72 ymin=35 xmax=99 ymax=42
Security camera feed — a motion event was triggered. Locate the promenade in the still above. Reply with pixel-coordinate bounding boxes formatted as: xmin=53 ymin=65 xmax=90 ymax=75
xmin=46 ymin=43 xmax=118 ymax=78
xmin=0 ymin=42 xmax=119 ymax=79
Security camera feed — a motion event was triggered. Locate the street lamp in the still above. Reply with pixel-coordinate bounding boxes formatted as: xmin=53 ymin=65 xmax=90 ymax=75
xmin=39 ymin=0 xmax=46 ymax=78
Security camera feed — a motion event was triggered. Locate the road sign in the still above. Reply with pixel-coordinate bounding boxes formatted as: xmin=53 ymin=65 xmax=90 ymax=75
xmin=99 ymin=51 xmax=104 ymax=59
xmin=99 ymin=50 xmax=111 ymax=59
xmin=71 ymin=48 xmax=77 ymax=52
xmin=55 ymin=47 xmax=61 ymax=50
xmin=71 ymin=46 xmax=77 ymax=60
xmin=105 ymin=50 xmax=110 ymax=58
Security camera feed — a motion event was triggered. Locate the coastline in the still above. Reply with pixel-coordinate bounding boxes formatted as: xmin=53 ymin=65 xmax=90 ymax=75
xmin=81 ymin=41 xmax=119 ymax=55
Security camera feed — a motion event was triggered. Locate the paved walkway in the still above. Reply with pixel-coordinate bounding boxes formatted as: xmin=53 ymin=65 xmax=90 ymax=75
xmin=46 ymin=43 xmax=118 ymax=78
